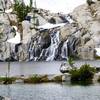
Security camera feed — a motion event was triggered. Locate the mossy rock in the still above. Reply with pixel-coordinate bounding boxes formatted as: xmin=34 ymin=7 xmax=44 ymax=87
xmin=40 ymin=75 xmax=49 ymax=82
xmin=24 ymin=75 xmax=49 ymax=83
xmin=52 ymin=75 xmax=62 ymax=82
xmin=24 ymin=76 xmax=41 ymax=83
xmin=0 ymin=77 xmax=16 ymax=84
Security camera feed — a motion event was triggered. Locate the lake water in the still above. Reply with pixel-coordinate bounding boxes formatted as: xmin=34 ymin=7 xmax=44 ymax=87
xmin=0 ymin=83 xmax=100 ymax=100
xmin=0 ymin=61 xmax=100 ymax=100
xmin=0 ymin=61 xmax=62 ymax=76
xmin=0 ymin=60 xmax=100 ymax=76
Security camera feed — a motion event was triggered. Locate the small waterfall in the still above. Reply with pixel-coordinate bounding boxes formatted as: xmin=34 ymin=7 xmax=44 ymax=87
xmin=28 ymin=29 xmax=70 ymax=61
xmin=26 ymin=28 xmax=79 ymax=61
xmin=61 ymin=40 xmax=69 ymax=60
xmin=46 ymin=30 xmax=60 ymax=61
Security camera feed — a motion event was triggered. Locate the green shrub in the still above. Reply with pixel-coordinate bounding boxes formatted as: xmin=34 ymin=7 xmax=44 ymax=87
xmin=79 ymin=64 xmax=95 ymax=81
xmin=13 ymin=0 xmax=31 ymax=22
xmin=87 ymin=0 xmax=95 ymax=6
xmin=0 ymin=77 xmax=16 ymax=84
xmin=69 ymin=64 xmax=96 ymax=83
xmin=24 ymin=75 xmax=49 ymax=83
xmin=68 ymin=57 xmax=75 ymax=68
xmin=24 ymin=75 xmax=41 ymax=83
xmin=69 ymin=68 xmax=80 ymax=81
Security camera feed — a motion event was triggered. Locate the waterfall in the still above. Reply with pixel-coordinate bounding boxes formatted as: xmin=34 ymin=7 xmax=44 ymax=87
xmin=28 ymin=29 xmax=70 ymax=61
xmin=27 ymin=27 xmax=79 ymax=61
xmin=61 ymin=40 xmax=69 ymax=60
xmin=46 ymin=30 xmax=60 ymax=61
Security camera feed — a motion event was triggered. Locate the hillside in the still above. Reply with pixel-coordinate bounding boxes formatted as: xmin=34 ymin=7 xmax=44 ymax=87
xmin=0 ymin=0 xmax=100 ymax=61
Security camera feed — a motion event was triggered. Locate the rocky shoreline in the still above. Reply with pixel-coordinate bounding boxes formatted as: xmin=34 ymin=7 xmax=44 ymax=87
xmin=0 ymin=74 xmax=71 ymax=84
xmin=0 ymin=72 xmax=100 ymax=84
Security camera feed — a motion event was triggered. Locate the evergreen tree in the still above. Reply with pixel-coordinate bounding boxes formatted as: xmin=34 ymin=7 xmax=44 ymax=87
xmin=13 ymin=0 xmax=31 ymax=22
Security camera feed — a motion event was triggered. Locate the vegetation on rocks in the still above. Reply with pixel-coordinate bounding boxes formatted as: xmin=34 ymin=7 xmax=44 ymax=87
xmin=69 ymin=64 xmax=96 ymax=83
xmin=23 ymin=74 xmax=63 ymax=83
xmin=0 ymin=74 xmax=63 ymax=84
xmin=86 ymin=0 xmax=95 ymax=6
xmin=24 ymin=75 xmax=49 ymax=83
xmin=68 ymin=57 xmax=75 ymax=68
xmin=52 ymin=75 xmax=63 ymax=82
xmin=0 ymin=77 xmax=16 ymax=84
xmin=13 ymin=0 xmax=31 ymax=22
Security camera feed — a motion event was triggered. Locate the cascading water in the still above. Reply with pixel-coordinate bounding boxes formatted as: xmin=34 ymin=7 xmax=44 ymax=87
xmin=28 ymin=29 xmax=70 ymax=61
xmin=27 ymin=26 xmax=81 ymax=61
xmin=61 ymin=39 xmax=69 ymax=60
xmin=13 ymin=13 xmax=76 ymax=61
xmin=30 ymin=36 xmax=42 ymax=61
xmin=0 ymin=0 xmax=83 ymax=61
xmin=46 ymin=30 xmax=60 ymax=61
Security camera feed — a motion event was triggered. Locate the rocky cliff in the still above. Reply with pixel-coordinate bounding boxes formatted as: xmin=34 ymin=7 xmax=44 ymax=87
xmin=0 ymin=0 xmax=100 ymax=61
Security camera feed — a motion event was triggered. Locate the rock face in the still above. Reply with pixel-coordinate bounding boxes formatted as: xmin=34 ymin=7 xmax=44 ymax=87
xmin=0 ymin=0 xmax=100 ymax=61
xmin=71 ymin=1 xmax=100 ymax=59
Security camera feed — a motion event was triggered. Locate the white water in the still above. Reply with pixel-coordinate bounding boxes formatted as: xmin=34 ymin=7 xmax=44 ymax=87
xmin=46 ymin=31 xmax=60 ymax=61
xmin=61 ymin=40 xmax=68 ymax=60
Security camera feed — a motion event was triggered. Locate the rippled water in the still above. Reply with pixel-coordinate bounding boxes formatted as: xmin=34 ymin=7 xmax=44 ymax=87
xmin=0 ymin=83 xmax=100 ymax=100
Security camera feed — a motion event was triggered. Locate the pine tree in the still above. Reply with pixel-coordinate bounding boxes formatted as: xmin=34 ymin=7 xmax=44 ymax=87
xmin=13 ymin=0 xmax=31 ymax=22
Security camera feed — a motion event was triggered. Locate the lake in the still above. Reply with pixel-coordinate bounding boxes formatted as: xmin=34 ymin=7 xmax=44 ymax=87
xmin=0 ymin=60 xmax=100 ymax=76
xmin=0 ymin=61 xmax=100 ymax=100
xmin=0 ymin=83 xmax=100 ymax=100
